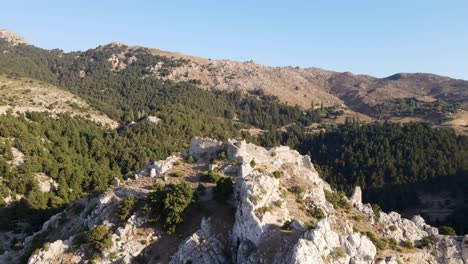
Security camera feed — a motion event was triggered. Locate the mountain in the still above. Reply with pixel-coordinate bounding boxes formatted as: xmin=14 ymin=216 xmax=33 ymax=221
xmin=0 ymin=30 xmax=466 ymax=263
xmin=4 ymin=138 xmax=467 ymax=264
xmin=2 ymin=29 xmax=467 ymax=133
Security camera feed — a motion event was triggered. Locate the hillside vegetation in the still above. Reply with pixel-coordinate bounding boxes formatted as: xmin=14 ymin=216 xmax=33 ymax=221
xmin=0 ymin=34 xmax=467 ymax=236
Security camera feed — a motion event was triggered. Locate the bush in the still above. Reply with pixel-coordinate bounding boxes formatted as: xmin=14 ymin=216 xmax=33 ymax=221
xmin=146 ymin=182 xmax=194 ymax=234
xmin=438 ymin=226 xmax=456 ymax=236
xmin=388 ymin=238 xmax=399 ymax=250
xmin=250 ymin=159 xmax=256 ymax=167
xmin=330 ymin=247 xmax=346 ymax=259
xmin=272 ymin=199 xmax=283 ymax=207
xmin=282 ymin=220 xmax=293 ymax=231
xmin=72 ymin=232 xmax=88 ymax=249
xmin=371 ymin=204 xmax=382 ymax=222
xmin=117 ymin=195 xmax=136 ymax=221
xmin=325 ymin=190 xmax=351 ymax=209
xmin=272 ymin=171 xmax=283 ymax=179
xmin=420 ymin=236 xmax=436 ymax=248
xmin=365 ymin=231 xmax=386 ymax=250
xmin=256 ymin=205 xmax=273 ymax=215
xmin=172 ymin=171 xmax=184 ymax=178
xmin=309 ymin=207 xmax=326 ymax=220
xmin=213 ymin=177 xmax=233 ymax=202
xmin=216 ymin=150 xmax=227 ymax=160
xmin=389 ymin=225 xmax=397 ymax=231
xmin=186 ymin=155 xmax=196 ymax=164
xmin=200 ymin=170 xmax=222 ymax=183
xmin=89 ymin=225 xmax=113 ymax=252
xmin=289 ymin=186 xmax=306 ymax=195
xmin=401 ymin=240 xmax=414 ymax=249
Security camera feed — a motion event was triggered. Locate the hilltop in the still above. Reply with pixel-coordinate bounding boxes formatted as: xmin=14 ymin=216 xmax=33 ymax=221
xmin=2 ymin=138 xmax=465 ymax=264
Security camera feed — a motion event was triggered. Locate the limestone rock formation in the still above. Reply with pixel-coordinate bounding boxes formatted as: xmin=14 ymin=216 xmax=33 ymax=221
xmin=1 ymin=137 xmax=463 ymax=264
xmin=0 ymin=29 xmax=29 ymax=45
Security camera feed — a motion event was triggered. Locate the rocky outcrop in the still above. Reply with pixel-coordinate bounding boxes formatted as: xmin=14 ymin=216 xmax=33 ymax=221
xmin=289 ymin=219 xmax=376 ymax=264
xmin=170 ymin=218 xmax=228 ymax=264
xmin=350 ymin=186 xmax=362 ymax=206
xmin=189 ymin=137 xmax=223 ymax=161
xmin=144 ymin=115 xmax=161 ymax=124
xmin=27 ymin=240 xmax=70 ymax=264
xmin=7 ymin=137 xmax=466 ymax=264
xmin=0 ymin=29 xmax=29 ymax=45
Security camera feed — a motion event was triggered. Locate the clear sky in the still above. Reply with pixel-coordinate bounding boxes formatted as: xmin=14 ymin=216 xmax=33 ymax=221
xmin=1 ymin=0 xmax=467 ymax=79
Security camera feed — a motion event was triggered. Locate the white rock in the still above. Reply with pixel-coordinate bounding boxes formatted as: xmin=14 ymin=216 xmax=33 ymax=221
xmin=350 ymin=186 xmax=362 ymax=206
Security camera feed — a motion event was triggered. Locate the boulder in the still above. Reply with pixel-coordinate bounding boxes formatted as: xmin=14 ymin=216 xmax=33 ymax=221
xmin=189 ymin=137 xmax=224 ymax=161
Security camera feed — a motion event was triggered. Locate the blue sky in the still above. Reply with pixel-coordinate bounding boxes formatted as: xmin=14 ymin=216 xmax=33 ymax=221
xmin=1 ymin=0 xmax=467 ymax=79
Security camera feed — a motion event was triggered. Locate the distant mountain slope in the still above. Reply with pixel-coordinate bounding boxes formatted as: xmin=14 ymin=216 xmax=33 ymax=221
xmin=0 ymin=74 xmax=118 ymax=128
xmin=0 ymin=30 xmax=468 ymax=120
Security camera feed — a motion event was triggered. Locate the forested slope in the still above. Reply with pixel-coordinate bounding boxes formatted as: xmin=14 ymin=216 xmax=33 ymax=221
xmin=0 ymin=39 xmax=467 ymax=235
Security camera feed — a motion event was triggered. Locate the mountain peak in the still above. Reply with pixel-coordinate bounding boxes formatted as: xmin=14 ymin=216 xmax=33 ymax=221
xmin=0 ymin=29 xmax=29 ymax=45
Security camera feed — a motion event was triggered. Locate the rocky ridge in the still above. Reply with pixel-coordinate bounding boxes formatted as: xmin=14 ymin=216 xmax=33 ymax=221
xmin=0 ymin=29 xmax=29 ymax=46
xmin=0 ymin=138 xmax=464 ymax=264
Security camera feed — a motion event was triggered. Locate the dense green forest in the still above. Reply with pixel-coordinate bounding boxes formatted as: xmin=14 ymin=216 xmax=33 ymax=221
xmin=0 ymin=111 xmax=239 ymax=232
xmin=0 ymin=40 xmax=467 ymax=235
xmin=0 ymin=40 xmax=332 ymax=233
xmin=369 ymin=97 xmax=460 ymax=123
xmin=259 ymin=121 xmax=468 ymax=233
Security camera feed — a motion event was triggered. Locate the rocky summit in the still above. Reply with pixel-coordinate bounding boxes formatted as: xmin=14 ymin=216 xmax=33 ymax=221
xmin=2 ymin=138 xmax=465 ymax=264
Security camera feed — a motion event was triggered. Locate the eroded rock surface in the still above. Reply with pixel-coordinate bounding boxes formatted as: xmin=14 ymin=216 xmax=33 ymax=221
xmin=3 ymin=138 xmax=464 ymax=264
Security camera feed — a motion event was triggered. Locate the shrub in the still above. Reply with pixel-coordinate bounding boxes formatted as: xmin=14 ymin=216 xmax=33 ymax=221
xmin=146 ymin=182 xmax=194 ymax=234
xmin=89 ymin=225 xmax=113 ymax=252
xmin=388 ymin=238 xmax=399 ymax=250
xmin=173 ymin=160 xmax=181 ymax=166
xmin=200 ymin=170 xmax=222 ymax=183
xmin=438 ymin=226 xmax=456 ymax=236
xmin=365 ymin=231 xmax=386 ymax=250
xmin=186 ymin=155 xmax=196 ymax=164
xmin=282 ymin=220 xmax=293 ymax=231
xmin=330 ymin=247 xmax=346 ymax=259
xmin=117 ymin=195 xmax=136 ymax=221
xmin=72 ymin=232 xmax=88 ymax=249
xmin=250 ymin=159 xmax=256 ymax=167
xmin=325 ymin=190 xmax=351 ymax=209
xmin=272 ymin=199 xmax=283 ymax=207
xmin=172 ymin=171 xmax=184 ymax=178
xmin=389 ymin=225 xmax=397 ymax=231
xmin=213 ymin=177 xmax=233 ymax=202
xmin=371 ymin=204 xmax=382 ymax=222
xmin=217 ymin=150 xmax=227 ymax=160
xmin=272 ymin=171 xmax=283 ymax=179
xmin=420 ymin=236 xmax=436 ymax=248
xmin=352 ymin=215 xmax=363 ymax=222
xmin=43 ymin=242 xmax=50 ymax=252
xmin=309 ymin=207 xmax=326 ymax=220
xmin=401 ymin=240 xmax=414 ymax=249
xmin=289 ymin=186 xmax=306 ymax=195
xmin=256 ymin=205 xmax=273 ymax=215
